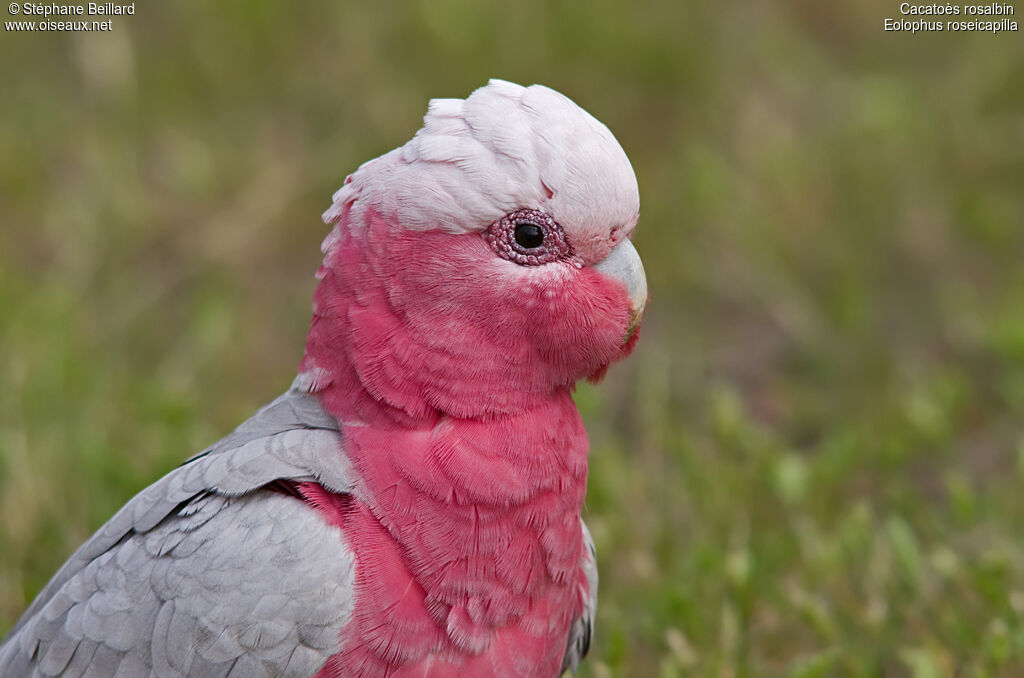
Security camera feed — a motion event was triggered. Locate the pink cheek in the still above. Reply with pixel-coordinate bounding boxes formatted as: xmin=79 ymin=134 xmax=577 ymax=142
xmin=516 ymin=282 xmax=543 ymax=311
xmin=512 ymin=285 xmax=558 ymax=313
xmin=542 ymin=288 xmax=558 ymax=312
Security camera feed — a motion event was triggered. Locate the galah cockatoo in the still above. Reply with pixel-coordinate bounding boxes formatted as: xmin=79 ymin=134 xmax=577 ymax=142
xmin=0 ymin=79 xmax=646 ymax=678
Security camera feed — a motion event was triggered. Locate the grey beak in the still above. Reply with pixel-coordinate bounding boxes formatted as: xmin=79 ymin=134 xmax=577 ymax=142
xmin=592 ymin=239 xmax=647 ymax=341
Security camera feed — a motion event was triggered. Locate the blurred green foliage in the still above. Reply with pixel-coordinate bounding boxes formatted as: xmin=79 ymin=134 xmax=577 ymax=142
xmin=2 ymin=1 xmax=1023 ymax=675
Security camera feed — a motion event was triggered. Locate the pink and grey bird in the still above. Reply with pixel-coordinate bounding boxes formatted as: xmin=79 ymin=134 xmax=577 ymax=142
xmin=0 ymin=79 xmax=647 ymax=677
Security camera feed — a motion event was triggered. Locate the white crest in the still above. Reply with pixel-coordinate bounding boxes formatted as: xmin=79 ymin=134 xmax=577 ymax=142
xmin=323 ymin=80 xmax=639 ymax=247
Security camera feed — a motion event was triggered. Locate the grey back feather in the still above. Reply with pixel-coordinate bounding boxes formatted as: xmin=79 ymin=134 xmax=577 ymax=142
xmin=0 ymin=384 xmax=357 ymax=678
xmin=560 ymin=519 xmax=598 ymax=676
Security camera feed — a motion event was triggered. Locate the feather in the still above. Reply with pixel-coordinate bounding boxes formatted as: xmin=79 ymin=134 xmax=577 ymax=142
xmin=0 ymin=389 xmax=357 ymax=678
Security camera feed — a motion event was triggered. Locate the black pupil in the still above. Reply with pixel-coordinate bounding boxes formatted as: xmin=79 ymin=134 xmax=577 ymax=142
xmin=514 ymin=222 xmax=544 ymax=249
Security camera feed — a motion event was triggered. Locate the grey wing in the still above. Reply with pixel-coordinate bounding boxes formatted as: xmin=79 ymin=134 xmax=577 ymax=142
xmin=560 ymin=518 xmax=598 ymax=676
xmin=0 ymin=383 xmax=357 ymax=678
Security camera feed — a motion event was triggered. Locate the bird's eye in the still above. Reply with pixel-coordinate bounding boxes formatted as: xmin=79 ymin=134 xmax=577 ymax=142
xmin=483 ymin=208 xmax=572 ymax=266
xmin=514 ymin=222 xmax=544 ymax=248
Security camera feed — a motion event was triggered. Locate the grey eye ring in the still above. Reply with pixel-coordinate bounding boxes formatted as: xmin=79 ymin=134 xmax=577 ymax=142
xmin=484 ymin=209 xmax=571 ymax=265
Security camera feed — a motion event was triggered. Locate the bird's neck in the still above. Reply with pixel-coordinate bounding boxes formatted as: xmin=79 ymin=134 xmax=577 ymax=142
xmin=304 ymin=385 xmax=589 ymax=675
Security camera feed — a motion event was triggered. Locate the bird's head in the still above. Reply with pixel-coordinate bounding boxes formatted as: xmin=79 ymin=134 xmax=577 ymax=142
xmin=301 ymin=80 xmax=646 ymax=422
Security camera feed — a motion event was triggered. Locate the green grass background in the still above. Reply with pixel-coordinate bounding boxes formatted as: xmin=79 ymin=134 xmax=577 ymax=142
xmin=2 ymin=1 xmax=1023 ymax=676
